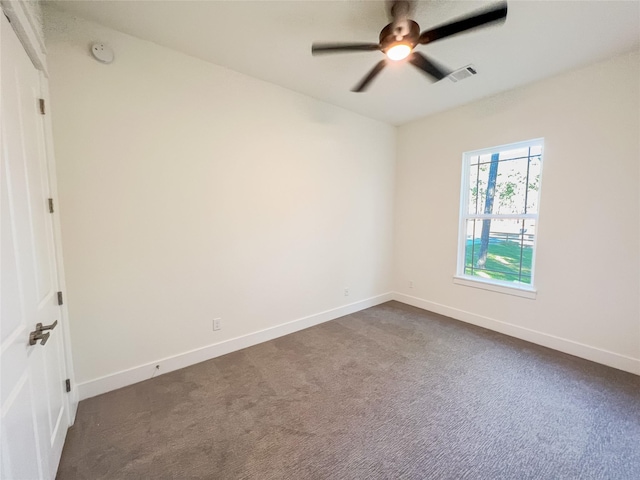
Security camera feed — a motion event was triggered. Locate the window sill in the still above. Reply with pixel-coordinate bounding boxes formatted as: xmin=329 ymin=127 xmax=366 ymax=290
xmin=453 ymin=276 xmax=537 ymax=299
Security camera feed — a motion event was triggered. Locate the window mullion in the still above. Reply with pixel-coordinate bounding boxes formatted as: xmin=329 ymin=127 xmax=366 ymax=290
xmin=518 ymin=218 xmax=526 ymax=282
xmin=475 ymin=158 xmax=480 ymax=215
xmin=470 ymin=219 xmax=476 ymax=277
xmin=523 ymin=147 xmax=531 ymax=215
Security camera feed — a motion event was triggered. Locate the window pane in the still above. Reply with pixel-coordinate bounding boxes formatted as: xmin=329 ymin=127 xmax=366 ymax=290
xmin=467 ymin=152 xmax=541 ymax=216
xmin=468 ymin=161 xmax=489 ymax=214
xmin=468 ymin=163 xmax=479 ymax=214
xmin=526 ymin=156 xmax=542 ymax=213
xmin=499 ymin=146 xmax=530 ymax=161
xmin=530 ymin=145 xmax=542 ymax=156
xmin=464 ymin=219 xmax=536 ymax=285
xmin=494 ymin=157 xmax=529 ymax=215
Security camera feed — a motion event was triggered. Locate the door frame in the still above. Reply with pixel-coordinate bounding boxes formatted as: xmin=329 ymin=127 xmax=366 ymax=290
xmin=40 ymin=74 xmax=79 ymax=424
xmin=2 ymin=1 xmax=78 ymax=425
xmin=1 ymin=0 xmax=47 ymax=74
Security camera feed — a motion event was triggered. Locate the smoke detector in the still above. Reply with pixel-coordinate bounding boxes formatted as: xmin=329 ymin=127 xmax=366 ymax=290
xmin=91 ymin=43 xmax=114 ymax=64
xmin=449 ymin=65 xmax=477 ymax=83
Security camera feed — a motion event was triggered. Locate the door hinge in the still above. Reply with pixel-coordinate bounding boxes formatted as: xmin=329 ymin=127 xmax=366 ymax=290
xmin=65 ymin=379 xmax=71 ymax=393
xmin=48 ymin=198 xmax=54 ymax=213
xmin=39 ymin=98 xmax=45 ymax=115
xmin=57 ymin=291 xmax=64 ymax=305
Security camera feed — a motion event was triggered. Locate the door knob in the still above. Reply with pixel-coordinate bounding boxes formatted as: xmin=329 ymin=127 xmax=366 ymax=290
xmin=30 ymin=330 xmax=50 ymax=346
xmin=29 ymin=320 xmax=57 ymax=346
xmin=40 ymin=320 xmax=58 ymax=331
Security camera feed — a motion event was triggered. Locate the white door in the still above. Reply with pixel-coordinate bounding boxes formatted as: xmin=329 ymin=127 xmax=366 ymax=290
xmin=1 ymin=13 xmax=70 ymax=480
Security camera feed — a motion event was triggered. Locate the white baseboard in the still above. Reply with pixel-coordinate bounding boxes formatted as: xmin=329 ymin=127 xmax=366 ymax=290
xmin=393 ymin=292 xmax=640 ymax=376
xmin=77 ymin=292 xmax=394 ymax=400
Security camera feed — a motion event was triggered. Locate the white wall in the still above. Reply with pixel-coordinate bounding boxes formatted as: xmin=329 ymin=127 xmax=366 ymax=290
xmin=394 ymin=51 xmax=640 ymax=373
xmin=44 ymin=9 xmax=396 ymax=391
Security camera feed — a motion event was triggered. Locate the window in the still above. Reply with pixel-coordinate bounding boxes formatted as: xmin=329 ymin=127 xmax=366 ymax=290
xmin=456 ymin=139 xmax=543 ymax=295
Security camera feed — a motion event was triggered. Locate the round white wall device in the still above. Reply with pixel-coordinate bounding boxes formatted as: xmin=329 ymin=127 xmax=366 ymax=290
xmin=91 ymin=43 xmax=114 ymax=64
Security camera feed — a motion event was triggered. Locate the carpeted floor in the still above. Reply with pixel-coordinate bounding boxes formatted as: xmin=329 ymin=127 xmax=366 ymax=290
xmin=57 ymin=301 xmax=640 ymax=479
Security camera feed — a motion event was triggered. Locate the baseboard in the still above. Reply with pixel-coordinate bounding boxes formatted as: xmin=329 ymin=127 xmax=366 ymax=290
xmin=393 ymin=292 xmax=640 ymax=376
xmin=77 ymin=292 xmax=394 ymax=400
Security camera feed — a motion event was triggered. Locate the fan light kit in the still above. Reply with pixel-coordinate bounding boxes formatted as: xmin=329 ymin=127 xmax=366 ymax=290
xmin=312 ymin=0 xmax=508 ymax=92
xmin=387 ymin=44 xmax=412 ymax=61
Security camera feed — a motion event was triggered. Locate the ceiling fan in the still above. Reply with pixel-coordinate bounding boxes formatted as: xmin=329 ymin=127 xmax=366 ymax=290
xmin=311 ymin=0 xmax=508 ymax=92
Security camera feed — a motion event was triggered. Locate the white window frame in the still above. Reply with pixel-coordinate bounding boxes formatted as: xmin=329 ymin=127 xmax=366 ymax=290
xmin=454 ymin=138 xmax=544 ymax=299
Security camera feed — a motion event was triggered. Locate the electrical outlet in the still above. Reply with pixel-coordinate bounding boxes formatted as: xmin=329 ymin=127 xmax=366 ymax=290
xmin=213 ymin=318 xmax=221 ymax=331
xmin=344 ymin=288 xmax=350 ymax=296
xmin=409 ymin=281 xmax=414 ymax=289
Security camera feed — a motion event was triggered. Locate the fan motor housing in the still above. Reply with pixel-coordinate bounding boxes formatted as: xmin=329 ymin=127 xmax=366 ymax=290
xmin=379 ymin=20 xmax=420 ymax=51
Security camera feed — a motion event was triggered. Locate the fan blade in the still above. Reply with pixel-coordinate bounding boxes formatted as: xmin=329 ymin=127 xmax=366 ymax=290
xmin=312 ymin=43 xmax=381 ymax=55
xmin=418 ymin=2 xmax=507 ymax=45
xmin=408 ymin=52 xmax=450 ymax=81
xmin=352 ymin=59 xmax=387 ymax=92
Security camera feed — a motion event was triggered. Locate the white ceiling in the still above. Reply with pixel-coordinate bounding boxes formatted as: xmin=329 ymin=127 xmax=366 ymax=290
xmin=48 ymin=1 xmax=640 ymax=125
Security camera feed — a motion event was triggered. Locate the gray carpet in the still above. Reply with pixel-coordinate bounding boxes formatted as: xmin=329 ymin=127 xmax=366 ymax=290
xmin=57 ymin=301 xmax=640 ymax=479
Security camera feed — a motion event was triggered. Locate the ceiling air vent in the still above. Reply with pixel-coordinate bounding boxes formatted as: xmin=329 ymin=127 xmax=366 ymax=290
xmin=449 ymin=65 xmax=477 ymax=83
